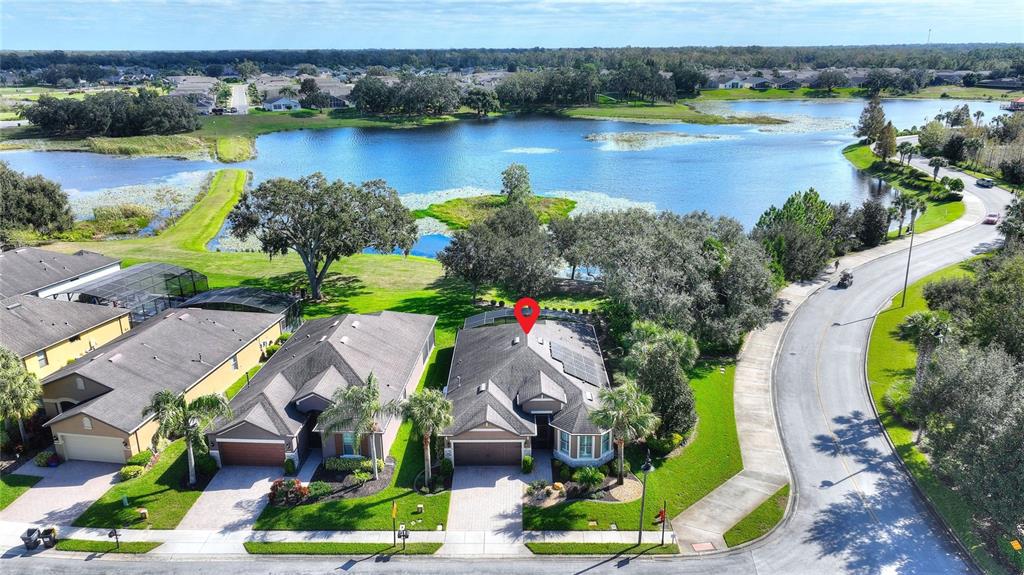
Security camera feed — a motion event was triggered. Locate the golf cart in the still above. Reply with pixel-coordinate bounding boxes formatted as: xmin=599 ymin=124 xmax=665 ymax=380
xmin=838 ymin=270 xmax=854 ymax=288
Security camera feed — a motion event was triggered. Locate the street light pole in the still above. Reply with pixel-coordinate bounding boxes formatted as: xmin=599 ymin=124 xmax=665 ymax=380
xmin=637 ymin=451 xmax=653 ymax=545
xmin=900 ymin=220 xmax=917 ymax=308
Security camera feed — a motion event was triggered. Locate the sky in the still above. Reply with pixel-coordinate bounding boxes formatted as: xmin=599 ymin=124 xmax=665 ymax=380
xmin=1 ymin=0 xmax=1022 ymax=50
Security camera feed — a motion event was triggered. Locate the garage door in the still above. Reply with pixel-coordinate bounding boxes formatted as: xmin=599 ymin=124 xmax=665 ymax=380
xmin=219 ymin=441 xmax=286 ymax=466
xmin=454 ymin=442 xmax=520 ymax=466
xmin=61 ymin=434 xmax=125 ymax=464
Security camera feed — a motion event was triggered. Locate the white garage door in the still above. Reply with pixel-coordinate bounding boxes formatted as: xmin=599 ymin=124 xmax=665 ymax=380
xmin=61 ymin=434 xmax=125 ymax=464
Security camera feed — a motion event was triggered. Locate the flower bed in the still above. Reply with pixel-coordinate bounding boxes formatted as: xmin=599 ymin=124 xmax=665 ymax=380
xmin=303 ymin=457 xmax=395 ymax=502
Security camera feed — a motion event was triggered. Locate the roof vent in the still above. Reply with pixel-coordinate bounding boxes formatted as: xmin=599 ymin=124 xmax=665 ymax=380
xmin=537 ymin=337 xmax=544 ymax=345
xmin=351 ymin=320 xmax=360 ymax=329
xmin=476 ymin=382 xmax=487 ymax=393
xmin=331 ymin=320 xmax=340 ymax=327
xmin=318 ymin=335 xmax=327 ymax=343
xmin=108 ymin=353 xmax=122 ymax=362
xmin=585 ymin=391 xmax=594 ymax=401
xmin=178 ymin=313 xmax=190 ymax=320
xmin=340 ymin=335 xmax=350 ymax=344
xmin=5 ymin=302 xmax=21 ymax=310
xmin=512 ymin=336 xmax=520 ymax=345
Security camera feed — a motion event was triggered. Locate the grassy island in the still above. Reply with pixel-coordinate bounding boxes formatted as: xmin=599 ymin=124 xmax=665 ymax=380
xmin=414 ymin=195 xmax=576 ymax=229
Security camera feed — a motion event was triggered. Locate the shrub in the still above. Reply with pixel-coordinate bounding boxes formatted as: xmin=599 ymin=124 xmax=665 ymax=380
xmin=647 ymin=436 xmax=675 ymax=457
xmin=264 ymin=344 xmax=281 ymax=358
xmin=269 ymin=478 xmax=308 ymax=506
xmin=34 ymin=449 xmax=56 ymax=466
xmin=883 ymin=383 xmax=918 ymax=426
xmin=359 ymin=458 xmax=384 ymax=473
xmin=525 ymin=479 xmax=549 ymax=497
xmin=283 ymin=458 xmax=296 ymax=476
xmin=126 ymin=450 xmax=153 ymax=467
xmin=119 ymin=465 xmax=145 ymax=481
xmin=195 ymin=452 xmax=218 ymax=477
xmin=552 ymin=459 xmax=562 ymax=470
xmin=351 ymin=471 xmax=372 ymax=484
xmin=307 ymin=481 xmax=332 ymax=500
xmin=572 ymin=466 xmax=605 ymax=491
xmin=521 ymin=455 xmax=534 ymax=474
xmin=277 ymin=332 xmax=292 ymax=343
xmin=440 ymin=458 xmax=454 ymax=477
xmin=325 ymin=456 xmax=364 ymax=472
xmin=559 ymin=465 xmax=571 ymax=482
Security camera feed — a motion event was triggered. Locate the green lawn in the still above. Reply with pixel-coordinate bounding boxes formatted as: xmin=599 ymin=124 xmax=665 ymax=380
xmin=842 ymin=143 xmax=965 ymax=236
xmin=523 ymin=361 xmax=740 ymax=531
xmin=243 ymin=542 xmax=441 ymax=555
xmin=561 ymin=101 xmax=785 ymax=125
xmin=867 ymin=260 xmax=1012 ymax=575
xmin=413 ymin=195 xmax=576 ymax=230
xmin=903 ymin=86 xmax=1024 ymax=101
xmin=692 ymin=87 xmax=863 ymax=100
xmin=723 ymin=484 xmax=789 ymax=547
xmin=215 ymin=136 xmax=255 ymax=162
xmin=0 ymin=474 xmax=42 ymax=510
xmin=226 ymin=364 xmax=263 ymax=399
xmin=72 ymin=439 xmax=204 ymax=529
xmin=0 ymin=131 xmax=211 ymax=159
xmin=526 ymin=543 xmax=679 ymax=555
xmin=55 ymin=539 xmax=163 ymax=554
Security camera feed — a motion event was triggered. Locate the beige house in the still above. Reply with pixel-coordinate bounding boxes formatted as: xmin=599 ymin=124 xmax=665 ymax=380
xmin=0 ymin=295 xmax=130 ymax=379
xmin=41 ymin=308 xmax=283 ymax=463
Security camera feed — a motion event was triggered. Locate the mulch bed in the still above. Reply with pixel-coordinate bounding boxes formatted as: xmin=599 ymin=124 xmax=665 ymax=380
xmin=306 ymin=457 xmax=395 ymax=502
xmin=539 ymin=459 xmax=640 ymax=505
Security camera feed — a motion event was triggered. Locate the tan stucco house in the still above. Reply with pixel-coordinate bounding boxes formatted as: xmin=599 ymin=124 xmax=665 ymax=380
xmin=41 ymin=308 xmax=283 ymax=463
xmin=441 ymin=320 xmax=615 ymax=467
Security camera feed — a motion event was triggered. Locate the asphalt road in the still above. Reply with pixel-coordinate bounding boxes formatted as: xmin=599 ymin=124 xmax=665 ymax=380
xmin=230 ymin=83 xmax=249 ymax=114
xmin=3 ymin=175 xmax=1013 ymax=574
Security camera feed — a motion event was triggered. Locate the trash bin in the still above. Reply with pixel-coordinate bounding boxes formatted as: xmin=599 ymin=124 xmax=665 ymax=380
xmin=41 ymin=527 xmax=58 ymax=548
xmin=20 ymin=528 xmax=41 ymax=550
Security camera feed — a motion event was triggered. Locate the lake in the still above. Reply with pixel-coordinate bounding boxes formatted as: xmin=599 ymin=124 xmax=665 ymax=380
xmin=0 ymin=98 xmax=1006 ymax=256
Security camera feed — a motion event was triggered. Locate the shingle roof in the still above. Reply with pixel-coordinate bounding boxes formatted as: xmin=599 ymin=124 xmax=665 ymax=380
xmin=0 ymin=295 xmax=128 ymax=357
xmin=42 ymin=308 xmax=282 ymax=433
xmin=0 ymin=248 xmax=119 ymax=298
xmin=211 ymin=311 xmax=436 ymax=439
xmin=443 ymin=320 xmax=609 ymax=437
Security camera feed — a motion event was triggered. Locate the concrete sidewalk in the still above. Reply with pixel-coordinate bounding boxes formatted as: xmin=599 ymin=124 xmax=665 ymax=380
xmin=672 ymin=165 xmax=989 ymax=553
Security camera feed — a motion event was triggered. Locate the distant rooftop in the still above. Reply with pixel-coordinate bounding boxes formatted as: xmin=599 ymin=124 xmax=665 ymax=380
xmin=0 ymin=247 xmax=119 ymax=298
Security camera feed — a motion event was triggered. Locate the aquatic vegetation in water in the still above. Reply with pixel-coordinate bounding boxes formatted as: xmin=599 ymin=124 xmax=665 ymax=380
xmin=692 ymin=101 xmax=854 ymax=134
xmin=415 ymin=217 xmax=454 ymax=238
xmin=553 ymin=190 xmax=657 ymax=215
xmin=584 ymin=131 xmax=737 ymax=151
xmin=67 ymin=171 xmax=211 ymax=221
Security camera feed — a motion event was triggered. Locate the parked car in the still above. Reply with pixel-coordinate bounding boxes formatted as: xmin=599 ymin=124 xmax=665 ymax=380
xmin=983 ymin=212 xmax=1001 ymax=224
xmin=838 ymin=270 xmax=854 ymax=288
xmin=977 ymin=179 xmax=995 ymax=188
xmin=229 ymin=106 xmax=238 ymax=113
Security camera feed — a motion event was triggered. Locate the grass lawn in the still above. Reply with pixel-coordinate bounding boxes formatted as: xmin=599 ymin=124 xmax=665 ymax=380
xmin=561 ymin=101 xmax=785 ymax=125
xmin=692 ymin=87 xmax=863 ymax=100
xmin=723 ymin=484 xmax=789 ymax=547
xmin=0 ymin=474 xmax=42 ymax=510
xmin=523 ymin=361 xmax=740 ymax=531
xmin=867 ymin=259 xmax=1014 ymax=575
xmin=55 ymin=539 xmax=163 ymax=554
xmin=243 ymin=542 xmax=441 ymax=555
xmin=903 ymin=86 xmax=1024 ymax=101
xmin=842 ymin=143 xmax=965 ymax=236
xmin=72 ymin=439 xmax=204 ymax=529
xmin=226 ymin=364 xmax=263 ymax=399
xmin=0 ymin=131 xmax=211 ymax=159
xmin=526 ymin=543 xmax=679 ymax=555
xmin=413 ymin=195 xmax=576 ymax=230
xmin=215 ymin=136 xmax=255 ymax=162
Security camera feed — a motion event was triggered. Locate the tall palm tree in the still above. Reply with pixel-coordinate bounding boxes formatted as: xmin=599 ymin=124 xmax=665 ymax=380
xmin=973 ymin=110 xmax=984 ymax=126
xmin=319 ymin=373 xmax=398 ymax=480
xmin=908 ymin=198 xmax=927 ymax=235
xmin=400 ymin=389 xmax=453 ymax=486
xmin=0 ymin=347 xmax=42 ymax=445
xmin=589 ymin=375 xmax=660 ymax=485
xmin=896 ymin=141 xmax=915 ymax=165
xmin=897 ymin=311 xmax=952 ymax=441
xmin=929 ymin=157 xmax=947 ymax=181
xmin=892 ymin=192 xmax=910 ymax=238
xmin=142 ymin=390 xmax=231 ymax=485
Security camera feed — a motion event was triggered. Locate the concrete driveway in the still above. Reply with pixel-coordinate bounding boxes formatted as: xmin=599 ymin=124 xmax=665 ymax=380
xmin=177 ymin=466 xmax=277 ymax=532
xmin=0 ymin=461 xmax=120 ymax=525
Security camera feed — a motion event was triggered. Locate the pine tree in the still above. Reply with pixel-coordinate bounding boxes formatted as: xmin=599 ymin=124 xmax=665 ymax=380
xmin=855 ymin=95 xmax=886 ymax=144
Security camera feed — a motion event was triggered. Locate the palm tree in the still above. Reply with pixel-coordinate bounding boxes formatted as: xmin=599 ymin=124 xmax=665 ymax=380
xmin=589 ymin=375 xmax=660 ymax=486
xmin=973 ymin=110 xmax=984 ymax=126
xmin=897 ymin=311 xmax=951 ymax=441
xmin=400 ymin=389 xmax=453 ymax=486
xmin=928 ymin=157 xmax=947 ymax=181
xmin=278 ymin=85 xmax=298 ymax=99
xmin=908 ymin=198 xmax=927 ymax=234
xmin=0 ymin=346 xmax=42 ymax=445
xmin=142 ymin=390 xmax=232 ymax=485
xmin=896 ymin=141 xmax=915 ymax=165
xmin=891 ymin=192 xmax=911 ymax=238
xmin=319 ymin=373 xmax=398 ymax=480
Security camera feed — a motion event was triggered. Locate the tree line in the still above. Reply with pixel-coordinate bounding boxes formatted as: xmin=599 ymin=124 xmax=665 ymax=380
xmin=351 ymin=75 xmax=461 ymax=116
xmin=4 ymin=45 xmax=1022 ymax=74
xmin=21 ymin=89 xmax=200 ymax=137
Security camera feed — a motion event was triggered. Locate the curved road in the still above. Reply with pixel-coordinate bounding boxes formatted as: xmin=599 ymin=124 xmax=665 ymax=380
xmin=4 ymin=174 xmax=1014 ymax=574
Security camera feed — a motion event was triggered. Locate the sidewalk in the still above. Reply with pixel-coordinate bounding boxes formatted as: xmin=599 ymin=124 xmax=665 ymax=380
xmin=672 ymin=168 xmax=988 ymax=553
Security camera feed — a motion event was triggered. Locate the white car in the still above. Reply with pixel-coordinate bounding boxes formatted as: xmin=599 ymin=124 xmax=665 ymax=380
xmin=983 ymin=213 xmax=1001 ymax=225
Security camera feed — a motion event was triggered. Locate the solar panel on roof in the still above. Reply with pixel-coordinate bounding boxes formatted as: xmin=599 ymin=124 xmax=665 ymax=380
xmin=550 ymin=341 xmax=602 ymax=386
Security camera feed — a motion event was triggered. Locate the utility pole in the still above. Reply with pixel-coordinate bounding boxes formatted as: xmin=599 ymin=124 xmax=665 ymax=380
xmin=927 ymin=28 xmax=932 ymax=44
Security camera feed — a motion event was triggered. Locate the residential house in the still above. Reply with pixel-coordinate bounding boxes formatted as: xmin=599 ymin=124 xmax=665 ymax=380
xmin=716 ymin=75 xmax=745 ymax=89
xmin=979 ymin=78 xmax=1024 ymax=90
xmin=0 ymin=247 xmax=120 ymax=300
xmin=776 ymin=78 xmax=803 ymax=90
xmin=41 ymin=308 xmax=283 ymax=463
xmin=441 ymin=320 xmax=614 ymax=468
xmin=264 ymin=97 xmax=302 ymax=111
xmin=207 ymin=311 xmax=436 ymax=467
xmin=0 ymin=295 xmax=130 ymax=379
xmin=747 ymin=77 xmax=775 ymax=90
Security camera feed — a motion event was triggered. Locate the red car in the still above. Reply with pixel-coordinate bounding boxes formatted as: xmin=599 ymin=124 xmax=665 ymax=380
xmin=983 ymin=213 xmax=1001 ymax=224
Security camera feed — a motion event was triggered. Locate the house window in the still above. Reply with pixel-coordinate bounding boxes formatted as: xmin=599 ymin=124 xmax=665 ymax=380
xmin=558 ymin=430 xmax=569 ymax=454
xmin=601 ymin=432 xmax=611 ymax=454
xmin=579 ymin=435 xmax=594 ymax=459
xmin=82 ymin=417 xmax=92 ymax=430
xmin=36 ymin=350 xmax=48 ymax=368
xmin=75 ymin=377 xmax=85 ymax=390
xmin=231 ymin=355 xmax=239 ymax=370
xmin=342 ymin=432 xmax=356 ymax=455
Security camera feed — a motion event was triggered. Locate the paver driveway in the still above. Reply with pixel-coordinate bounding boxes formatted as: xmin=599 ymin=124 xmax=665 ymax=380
xmin=177 ymin=466 xmax=277 ymax=531
xmin=0 ymin=461 xmax=120 ymax=525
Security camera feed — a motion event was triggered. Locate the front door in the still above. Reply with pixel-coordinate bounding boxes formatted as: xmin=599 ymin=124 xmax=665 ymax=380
xmin=534 ymin=415 xmax=552 ymax=449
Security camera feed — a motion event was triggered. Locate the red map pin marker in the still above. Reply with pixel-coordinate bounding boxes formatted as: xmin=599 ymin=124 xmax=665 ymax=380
xmin=513 ymin=297 xmax=539 ymax=334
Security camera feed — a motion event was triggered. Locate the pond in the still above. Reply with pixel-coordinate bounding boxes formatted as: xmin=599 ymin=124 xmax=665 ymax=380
xmin=0 ymin=98 xmax=1006 ymax=257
